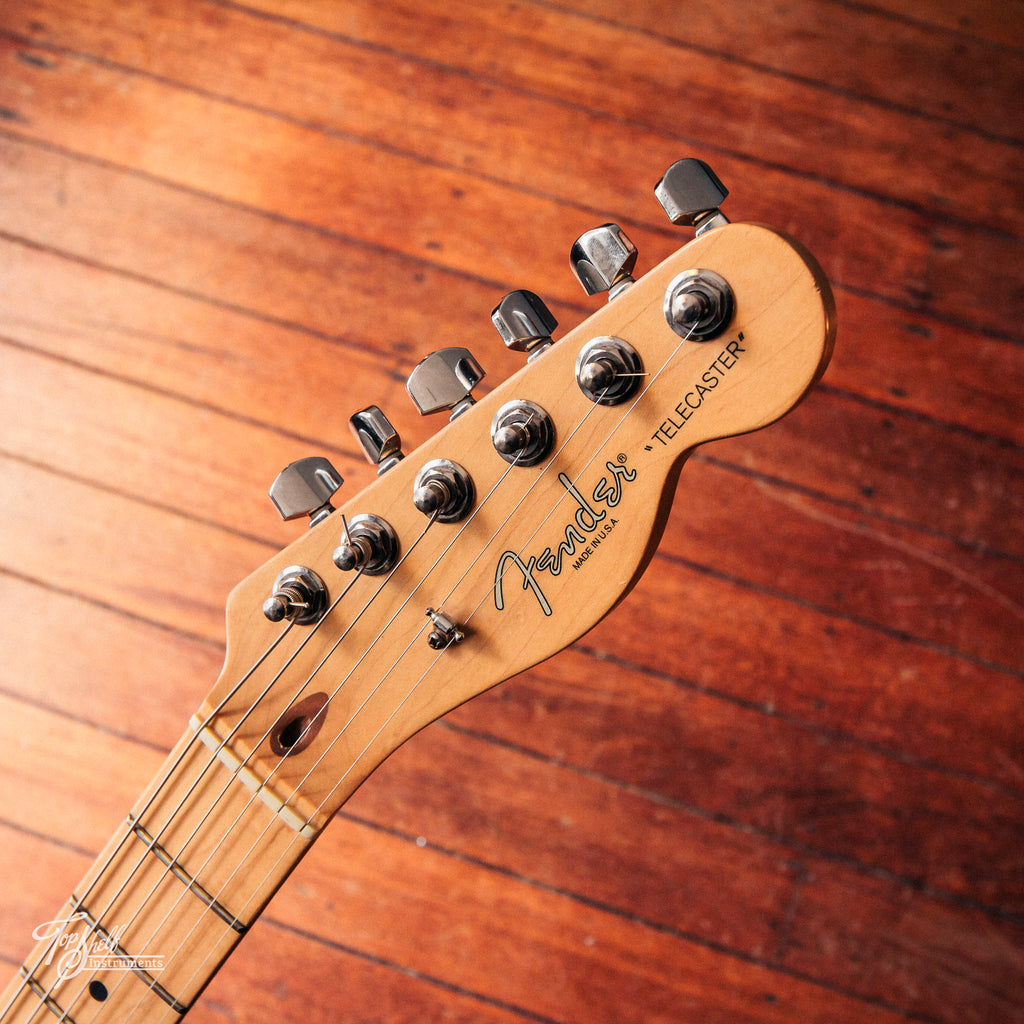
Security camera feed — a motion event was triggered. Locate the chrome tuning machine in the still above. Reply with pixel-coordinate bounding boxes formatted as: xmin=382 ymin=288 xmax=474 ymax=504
xmin=269 ymin=457 xmax=342 ymax=528
xmin=350 ymin=406 xmax=404 ymax=475
xmin=413 ymin=460 xmax=474 ymax=522
xmin=656 ymin=158 xmax=735 ymax=341
xmin=332 ymin=514 xmax=399 ymax=576
xmin=655 ymin=158 xmax=729 ymax=235
xmin=406 ymin=347 xmax=485 ymax=420
xmin=263 ymin=566 xmax=329 ymax=624
xmin=570 ymin=224 xmax=637 ymax=301
xmin=491 ymin=290 xmax=558 ymax=361
xmin=491 ymin=400 xmax=554 ymax=466
xmin=575 ymin=336 xmax=643 ymax=405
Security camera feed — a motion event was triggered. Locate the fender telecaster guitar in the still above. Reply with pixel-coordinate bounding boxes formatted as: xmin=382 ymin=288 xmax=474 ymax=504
xmin=2 ymin=159 xmax=836 ymax=1023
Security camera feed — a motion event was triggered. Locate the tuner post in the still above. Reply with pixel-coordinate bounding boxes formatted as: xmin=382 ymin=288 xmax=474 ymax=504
xmin=332 ymin=514 xmax=399 ymax=575
xmin=575 ymin=336 xmax=643 ymax=405
xmin=262 ymin=566 xmax=329 ymax=624
xmin=412 ymin=460 xmax=475 ymax=522
xmin=490 ymin=400 xmax=554 ymax=466
xmin=663 ymin=269 xmax=734 ymax=341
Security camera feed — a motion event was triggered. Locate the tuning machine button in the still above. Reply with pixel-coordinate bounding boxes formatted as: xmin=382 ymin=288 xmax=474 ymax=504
xmin=406 ymin=347 xmax=485 ymax=420
xmin=655 ymin=158 xmax=730 ymax=235
xmin=570 ymin=224 xmax=637 ymax=301
xmin=350 ymin=406 xmax=404 ymax=475
xmin=491 ymin=290 xmax=558 ymax=361
xmin=413 ymin=459 xmax=474 ymax=523
xmin=332 ymin=514 xmax=399 ymax=575
xmin=269 ymin=457 xmax=342 ymax=527
xmin=491 ymin=400 xmax=554 ymax=466
xmin=575 ymin=336 xmax=643 ymax=405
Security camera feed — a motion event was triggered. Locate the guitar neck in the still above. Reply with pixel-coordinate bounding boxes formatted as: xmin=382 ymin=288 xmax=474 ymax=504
xmin=1 ymin=726 xmax=315 ymax=1023
xmin=2 ymin=158 xmax=836 ymax=1022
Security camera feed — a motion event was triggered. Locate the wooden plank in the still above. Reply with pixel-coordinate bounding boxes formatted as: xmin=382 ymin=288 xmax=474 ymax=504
xmin=5 ymin=337 xmax=1021 ymax=671
xmin=192 ymin=913 xmax=534 ymax=1024
xmin=549 ymin=0 xmax=1024 ymax=140
xmin=4 ymin=330 xmax=1021 ymax=789
xmin=782 ymin=857 xmax=1024 ymax=1024
xmin=1 ymin=147 xmax=1021 ymax=567
xmin=0 ymin=455 xmax=265 ymax=642
xmin=862 ymin=0 xmax=1024 ymax=48
xmin=275 ymin=819 xmax=909 ymax=1024
xmin=825 ymin=289 xmax=1024 ymax=447
xmin=221 ymin=0 xmax=1024 ymax=224
xmin=0 ymin=30 xmax=1021 ymax=344
xmin=0 ymin=576 xmax=220 ymax=751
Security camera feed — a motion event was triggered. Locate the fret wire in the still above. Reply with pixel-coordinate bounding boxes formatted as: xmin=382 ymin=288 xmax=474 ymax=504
xmin=39 ymin=573 xmax=367 ymax=1024
xmin=77 ymin=519 xmax=442 ymax=1023
xmin=68 ymin=898 xmax=188 ymax=1016
xmin=127 ymin=816 xmax=246 ymax=934
xmin=17 ymin=969 xmax=73 ymax=1024
xmin=161 ymin=383 xmax=623 ymax=1007
xmin=36 ymin=319 xmax=698 ymax=1024
xmin=1 ymin=621 xmax=300 ymax=1024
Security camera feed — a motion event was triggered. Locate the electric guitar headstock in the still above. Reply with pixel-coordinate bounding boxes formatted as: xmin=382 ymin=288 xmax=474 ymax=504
xmin=203 ymin=158 xmax=836 ymax=834
xmin=1 ymin=158 xmax=837 ymax=1024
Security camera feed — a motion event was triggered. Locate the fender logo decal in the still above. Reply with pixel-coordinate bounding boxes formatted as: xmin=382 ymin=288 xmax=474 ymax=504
xmin=494 ymin=459 xmax=636 ymax=617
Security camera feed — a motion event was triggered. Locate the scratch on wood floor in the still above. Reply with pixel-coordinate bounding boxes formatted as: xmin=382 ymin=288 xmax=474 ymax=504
xmin=754 ymin=480 xmax=1024 ymax=622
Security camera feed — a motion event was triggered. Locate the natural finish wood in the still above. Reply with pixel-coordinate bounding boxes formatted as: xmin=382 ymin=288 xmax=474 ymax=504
xmin=1 ymin=2 xmax=1021 ymax=1022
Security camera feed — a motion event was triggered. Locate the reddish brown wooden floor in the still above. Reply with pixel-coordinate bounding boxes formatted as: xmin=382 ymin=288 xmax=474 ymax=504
xmin=1 ymin=2 xmax=1022 ymax=1022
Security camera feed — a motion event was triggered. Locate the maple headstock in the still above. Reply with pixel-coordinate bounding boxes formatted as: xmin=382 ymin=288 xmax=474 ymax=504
xmin=199 ymin=165 xmax=836 ymax=836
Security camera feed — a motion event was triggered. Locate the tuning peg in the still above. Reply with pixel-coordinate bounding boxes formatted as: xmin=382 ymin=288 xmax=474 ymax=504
xmin=406 ymin=347 xmax=485 ymax=420
xmin=269 ymin=457 xmax=342 ymax=527
xmin=491 ymin=290 xmax=558 ymax=361
xmin=570 ymin=223 xmax=637 ymax=301
xmin=655 ymin=158 xmax=729 ymax=235
xmin=350 ymin=405 xmax=404 ymax=475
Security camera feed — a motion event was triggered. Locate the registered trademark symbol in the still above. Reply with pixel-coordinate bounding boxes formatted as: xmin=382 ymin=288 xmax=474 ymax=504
xmin=617 ymin=452 xmax=628 ymax=464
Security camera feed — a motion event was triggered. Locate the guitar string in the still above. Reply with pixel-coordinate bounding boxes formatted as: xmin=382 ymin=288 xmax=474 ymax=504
xmin=20 ymin=577 xmax=368 ymax=1024
xmin=53 ymin=518 xmax=441 ymax=1024
xmin=32 ymin=315 xmax=693 ymax=1022
xmin=154 ymin=323 xmax=692 ymax=1014
xmin=293 ymin=319 xmax=696 ymax=839
xmin=70 ymin=414 xmax=536 ymax=1020
xmin=0 ymin=618 xmax=306 ymax=1024
xmin=115 ymin=400 xmax=618 ymax=1018
xmin=26 ymin=528 xmax=432 ymax=1024
xmin=108 ymin=449 xmax=541 ymax=1022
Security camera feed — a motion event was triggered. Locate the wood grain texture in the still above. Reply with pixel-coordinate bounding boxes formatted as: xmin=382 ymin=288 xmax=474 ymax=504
xmin=0 ymin=2 xmax=1021 ymax=1022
